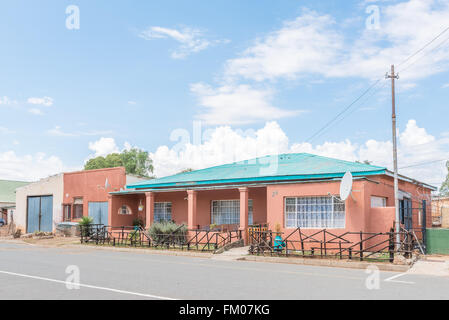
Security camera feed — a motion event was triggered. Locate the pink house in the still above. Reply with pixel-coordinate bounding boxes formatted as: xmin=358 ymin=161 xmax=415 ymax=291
xmin=108 ymin=153 xmax=435 ymax=244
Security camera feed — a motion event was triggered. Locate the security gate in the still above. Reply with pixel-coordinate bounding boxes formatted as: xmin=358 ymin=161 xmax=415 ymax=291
xmin=400 ymin=198 xmax=413 ymax=231
xmin=27 ymin=196 xmax=53 ymax=233
xmin=88 ymin=202 xmax=108 ymax=226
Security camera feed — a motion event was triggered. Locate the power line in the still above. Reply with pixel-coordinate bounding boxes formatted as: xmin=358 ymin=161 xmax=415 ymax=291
xmin=399 ymin=159 xmax=448 ymax=170
xmin=305 ymin=79 xmax=382 ymax=142
xmin=396 ymin=26 xmax=449 ymax=69
xmin=398 ymin=32 xmax=449 ymax=74
xmin=305 ymin=25 xmax=449 ymax=143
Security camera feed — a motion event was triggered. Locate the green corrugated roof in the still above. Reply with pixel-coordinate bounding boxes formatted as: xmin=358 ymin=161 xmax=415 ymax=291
xmin=127 ymin=153 xmax=386 ymax=189
xmin=0 ymin=180 xmax=30 ymax=203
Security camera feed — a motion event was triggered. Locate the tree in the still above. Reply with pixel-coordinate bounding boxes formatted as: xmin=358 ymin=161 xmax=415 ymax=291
xmin=440 ymin=161 xmax=449 ymax=196
xmin=178 ymin=168 xmax=194 ymax=174
xmin=84 ymin=148 xmax=154 ymax=178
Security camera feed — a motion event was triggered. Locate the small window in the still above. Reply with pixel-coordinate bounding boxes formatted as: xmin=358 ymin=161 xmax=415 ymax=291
xmin=371 ymin=196 xmax=387 ymax=208
xmin=119 ymin=205 xmax=132 ymax=215
xmin=73 ymin=198 xmax=83 ymax=219
xmin=63 ymin=205 xmax=71 ymax=222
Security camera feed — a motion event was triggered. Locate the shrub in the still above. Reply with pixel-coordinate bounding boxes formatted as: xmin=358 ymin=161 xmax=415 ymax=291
xmin=79 ymin=216 xmax=94 ymax=237
xmin=132 ymin=218 xmax=144 ymax=227
xmin=148 ymin=221 xmax=187 ymax=244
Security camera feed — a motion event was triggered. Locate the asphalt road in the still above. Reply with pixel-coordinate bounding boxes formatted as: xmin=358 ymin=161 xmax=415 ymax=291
xmin=0 ymin=241 xmax=448 ymax=300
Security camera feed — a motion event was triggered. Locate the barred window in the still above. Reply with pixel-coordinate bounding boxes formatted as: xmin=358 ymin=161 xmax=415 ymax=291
xmin=285 ymin=196 xmax=345 ymax=229
xmin=211 ymin=200 xmax=253 ymax=225
xmin=154 ymin=202 xmax=172 ymax=222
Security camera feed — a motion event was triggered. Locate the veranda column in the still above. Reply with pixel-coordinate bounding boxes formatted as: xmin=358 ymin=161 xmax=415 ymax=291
xmin=239 ymin=187 xmax=249 ymax=244
xmin=107 ymin=195 xmax=113 ymax=226
xmin=187 ymin=190 xmax=198 ymax=229
xmin=145 ymin=192 xmax=155 ymax=229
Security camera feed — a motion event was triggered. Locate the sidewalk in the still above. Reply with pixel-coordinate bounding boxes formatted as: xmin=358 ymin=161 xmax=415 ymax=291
xmin=408 ymin=255 xmax=449 ymax=277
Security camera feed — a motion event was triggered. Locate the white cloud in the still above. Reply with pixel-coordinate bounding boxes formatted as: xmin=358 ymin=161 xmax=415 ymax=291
xmin=0 ymin=96 xmax=17 ymax=106
xmin=29 ymin=108 xmax=44 ymax=115
xmin=190 ymin=83 xmax=303 ymax=125
xmin=442 ymin=83 xmax=449 ymax=88
xmin=225 ymin=10 xmax=343 ymax=81
xmin=0 ymin=126 xmax=14 ymax=134
xmin=151 ymin=119 xmax=448 ymax=188
xmin=47 ymin=126 xmax=113 ymax=137
xmin=140 ymin=26 xmax=229 ymax=59
xmin=224 ymin=1 xmax=449 ymax=82
xmin=47 ymin=126 xmax=77 ymax=137
xmin=0 ymin=151 xmax=73 ymax=181
xmin=88 ymin=137 xmax=119 ymax=157
xmin=27 ymin=96 xmax=54 ymax=107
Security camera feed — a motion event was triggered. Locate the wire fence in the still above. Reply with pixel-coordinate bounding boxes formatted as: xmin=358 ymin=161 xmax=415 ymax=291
xmin=79 ymin=224 xmax=242 ymax=252
xmin=248 ymin=225 xmax=424 ymax=263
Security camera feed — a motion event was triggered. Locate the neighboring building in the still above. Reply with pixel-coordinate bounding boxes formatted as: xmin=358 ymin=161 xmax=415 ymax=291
xmin=14 ymin=167 xmax=145 ymax=233
xmin=431 ymin=196 xmax=449 ymax=228
xmin=110 ymin=153 xmax=435 ymax=243
xmin=16 ymin=174 xmax=64 ymax=233
xmin=0 ymin=179 xmax=30 ymax=225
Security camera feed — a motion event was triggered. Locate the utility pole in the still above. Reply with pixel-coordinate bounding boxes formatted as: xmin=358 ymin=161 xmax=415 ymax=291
xmin=386 ymin=65 xmax=400 ymax=249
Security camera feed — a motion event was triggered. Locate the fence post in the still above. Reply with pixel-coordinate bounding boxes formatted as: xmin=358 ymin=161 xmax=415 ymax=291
xmin=323 ymin=230 xmax=327 ymax=257
xmin=339 ymin=241 xmax=342 ymax=259
xmin=348 ymin=247 xmax=352 ymax=260
xmin=388 ymin=231 xmax=394 ymax=263
xmin=359 ymin=231 xmax=363 ymax=261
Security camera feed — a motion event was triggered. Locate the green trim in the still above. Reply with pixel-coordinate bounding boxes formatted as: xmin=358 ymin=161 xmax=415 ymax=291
xmin=127 ymin=170 xmax=386 ymax=190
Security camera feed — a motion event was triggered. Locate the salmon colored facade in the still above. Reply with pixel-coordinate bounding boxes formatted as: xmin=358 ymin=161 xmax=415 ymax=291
xmin=109 ymin=173 xmax=433 ymax=244
xmin=63 ymin=167 xmax=128 ymax=223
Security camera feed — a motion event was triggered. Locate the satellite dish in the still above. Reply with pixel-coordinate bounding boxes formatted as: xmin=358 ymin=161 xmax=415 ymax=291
xmin=339 ymin=171 xmax=353 ymax=201
xmin=104 ymin=178 xmax=111 ymax=190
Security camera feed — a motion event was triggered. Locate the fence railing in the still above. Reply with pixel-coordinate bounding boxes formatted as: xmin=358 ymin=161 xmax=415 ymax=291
xmin=79 ymin=224 xmax=242 ymax=252
xmin=248 ymin=226 xmax=423 ymax=263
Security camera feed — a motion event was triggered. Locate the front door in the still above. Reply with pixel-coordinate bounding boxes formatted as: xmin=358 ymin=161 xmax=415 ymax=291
xmin=88 ymin=202 xmax=108 ymax=225
xmin=27 ymin=196 xmax=53 ymax=233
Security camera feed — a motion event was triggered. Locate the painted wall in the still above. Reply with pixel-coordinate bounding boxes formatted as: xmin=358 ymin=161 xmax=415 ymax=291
xmin=63 ymin=167 xmax=127 ymax=222
xmin=109 ymin=187 xmax=267 ymax=229
xmin=15 ymin=174 xmax=64 ymax=233
xmin=266 ymin=175 xmax=432 ymax=242
xmin=109 ymin=174 xmax=431 ymax=238
xmin=427 ymin=228 xmax=449 ymax=254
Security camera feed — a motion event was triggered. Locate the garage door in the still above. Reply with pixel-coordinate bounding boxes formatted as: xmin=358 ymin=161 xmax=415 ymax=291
xmin=27 ymin=196 xmax=53 ymax=233
xmin=88 ymin=202 xmax=108 ymax=226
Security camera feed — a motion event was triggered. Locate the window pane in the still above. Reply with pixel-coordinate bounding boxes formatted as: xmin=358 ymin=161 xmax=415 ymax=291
xmin=154 ymin=202 xmax=172 ymax=222
xmin=285 ymin=196 xmax=345 ymax=229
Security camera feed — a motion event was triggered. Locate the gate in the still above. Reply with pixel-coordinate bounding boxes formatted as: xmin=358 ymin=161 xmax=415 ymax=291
xmin=400 ymin=199 xmax=428 ymax=253
xmin=27 ymin=196 xmax=53 ymax=233
xmin=88 ymin=202 xmax=108 ymax=226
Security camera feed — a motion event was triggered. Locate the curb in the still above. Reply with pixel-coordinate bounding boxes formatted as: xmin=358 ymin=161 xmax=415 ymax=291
xmin=239 ymin=255 xmax=411 ymax=272
xmin=66 ymin=244 xmax=214 ymax=258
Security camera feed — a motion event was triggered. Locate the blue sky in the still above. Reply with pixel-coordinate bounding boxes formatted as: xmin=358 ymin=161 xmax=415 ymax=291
xmin=1 ymin=0 xmax=449 ymax=187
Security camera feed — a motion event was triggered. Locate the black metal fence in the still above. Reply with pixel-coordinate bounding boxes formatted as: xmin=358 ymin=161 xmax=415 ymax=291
xmin=248 ymin=225 xmax=424 ymax=263
xmin=79 ymin=224 xmax=242 ymax=252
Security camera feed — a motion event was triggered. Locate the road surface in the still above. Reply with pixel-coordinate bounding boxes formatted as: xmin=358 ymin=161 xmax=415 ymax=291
xmin=0 ymin=241 xmax=447 ymax=300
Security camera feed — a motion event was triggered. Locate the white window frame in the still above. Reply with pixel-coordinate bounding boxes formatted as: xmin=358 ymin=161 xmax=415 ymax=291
xmin=284 ymin=196 xmax=346 ymax=229
xmin=211 ymin=199 xmax=253 ymax=225
xmin=154 ymin=202 xmax=172 ymax=222
xmin=371 ymin=196 xmax=387 ymax=208
xmin=118 ymin=205 xmax=132 ymax=215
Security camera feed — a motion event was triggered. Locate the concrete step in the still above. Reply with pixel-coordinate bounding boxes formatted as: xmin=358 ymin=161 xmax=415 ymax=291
xmin=0 ymin=226 xmax=10 ymax=237
xmin=211 ymin=246 xmax=250 ymax=261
